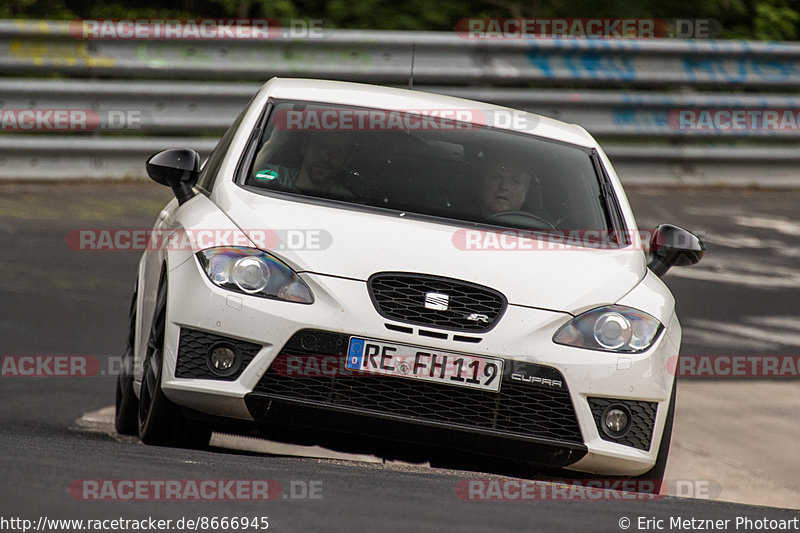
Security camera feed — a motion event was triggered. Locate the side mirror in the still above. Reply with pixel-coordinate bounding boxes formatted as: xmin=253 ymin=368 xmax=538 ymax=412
xmin=647 ymin=224 xmax=704 ymax=277
xmin=146 ymin=149 xmax=200 ymax=205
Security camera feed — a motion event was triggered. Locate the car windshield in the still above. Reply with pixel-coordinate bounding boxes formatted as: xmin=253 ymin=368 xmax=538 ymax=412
xmin=243 ymin=99 xmax=615 ymax=235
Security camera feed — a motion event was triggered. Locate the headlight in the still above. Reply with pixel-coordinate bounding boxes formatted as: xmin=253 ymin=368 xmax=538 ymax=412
xmin=553 ymin=305 xmax=662 ymax=353
xmin=196 ymin=247 xmax=314 ymax=304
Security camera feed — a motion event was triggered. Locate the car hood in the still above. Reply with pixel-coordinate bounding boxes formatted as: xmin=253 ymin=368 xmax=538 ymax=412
xmin=219 ymin=186 xmax=646 ymax=313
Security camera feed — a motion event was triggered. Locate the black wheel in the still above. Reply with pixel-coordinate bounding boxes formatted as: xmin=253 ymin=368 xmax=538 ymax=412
xmin=115 ymin=280 xmax=140 ymax=435
xmin=138 ymin=272 xmax=211 ymax=449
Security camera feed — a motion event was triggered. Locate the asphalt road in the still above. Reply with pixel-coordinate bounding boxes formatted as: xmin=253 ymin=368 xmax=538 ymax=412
xmin=1 ymin=182 xmax=799 ymax=532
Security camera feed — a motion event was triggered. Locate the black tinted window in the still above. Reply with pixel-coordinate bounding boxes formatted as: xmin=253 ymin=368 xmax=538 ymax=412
xmin=244 ymin=100 xmax=612 ymax=234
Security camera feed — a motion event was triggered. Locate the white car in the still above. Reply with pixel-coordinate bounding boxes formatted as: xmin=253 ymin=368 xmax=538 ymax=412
xmin=115 ymin=78 xmax=703 ymax=481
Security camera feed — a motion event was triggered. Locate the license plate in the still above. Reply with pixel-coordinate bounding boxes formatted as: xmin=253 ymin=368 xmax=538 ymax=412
xmin=346 ymin=337 xmax=503 ymax=392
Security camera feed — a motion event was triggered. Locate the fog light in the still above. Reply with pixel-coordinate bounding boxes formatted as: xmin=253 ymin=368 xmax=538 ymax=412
xmin=601 ymin=405 xmax=631 ymax=438
xmin=208 ymin=344 xmax=240 ymax=377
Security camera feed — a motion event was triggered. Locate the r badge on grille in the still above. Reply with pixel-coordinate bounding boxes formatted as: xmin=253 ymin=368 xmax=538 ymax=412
xmin=465 ymin=313 xmax=490 ymax=323
xmin=424 ymin=292 xmax=449 ymax=311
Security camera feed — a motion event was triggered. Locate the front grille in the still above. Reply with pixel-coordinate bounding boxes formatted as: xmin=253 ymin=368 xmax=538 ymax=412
xmin=588 ymin=397 xmax=658 ymax=451
xmin=250 ymin=330 xmax=583 ymax=445
xmin=175 ymin=328 xmax=261 ymax=381
xmin=368 ymin=272 xmax=506 ymax=332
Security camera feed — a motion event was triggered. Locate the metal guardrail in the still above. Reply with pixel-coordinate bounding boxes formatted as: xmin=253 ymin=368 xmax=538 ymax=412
xmin=0 ymin=79 xmax=257 ymax=134
xmin=0 ymin=136 xmax=218 ymax=180
xmin=3 ymin=20 xmax=800 ymax=87
xmin=4 ymin=78 xmax=800 ymax=138
xmin=1 ymin=20 xmax=800 ymax=184
xmin=3 ymin=137 xmax=796 ymax=186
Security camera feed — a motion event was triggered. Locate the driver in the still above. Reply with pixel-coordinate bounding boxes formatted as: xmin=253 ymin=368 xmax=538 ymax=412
xmin=254 ymin=131 xmax=354 ymax=199
xmin=479 ymin=158 xmax=532 ymax=217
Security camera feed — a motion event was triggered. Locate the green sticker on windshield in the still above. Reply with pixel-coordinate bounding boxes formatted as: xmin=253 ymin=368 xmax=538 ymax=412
xmin=255 ymin=169 xmax=279 ymax=180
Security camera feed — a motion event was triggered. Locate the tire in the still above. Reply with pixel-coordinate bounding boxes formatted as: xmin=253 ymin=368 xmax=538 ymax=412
xmin=137 ymin=272 xmax=211 ymax=449
xmin=114 ymin=281 xmax=140 ymax=435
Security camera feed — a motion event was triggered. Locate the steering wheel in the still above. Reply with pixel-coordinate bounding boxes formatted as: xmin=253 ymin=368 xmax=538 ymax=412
xmin=486 ymin=211 xmax=557 ymax=231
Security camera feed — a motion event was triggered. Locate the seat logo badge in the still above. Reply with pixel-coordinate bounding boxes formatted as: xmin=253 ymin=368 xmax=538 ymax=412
xmin=424 ymin=292 xmax=449 ymax=311
xmin=466 ymin=313 xmax=490 ymax=323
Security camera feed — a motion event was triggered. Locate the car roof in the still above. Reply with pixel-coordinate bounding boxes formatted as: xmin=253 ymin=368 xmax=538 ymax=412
xmin=262 ymin=77 xmax=596 ymax=148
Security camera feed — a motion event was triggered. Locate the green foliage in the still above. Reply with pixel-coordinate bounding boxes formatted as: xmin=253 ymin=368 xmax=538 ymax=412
xmin=0 ymin=0 xmax=74 ymax=18
xmin=0 ymin=0 xmax=797 ymax=39
xmin=753 ymin=0 xmax=799 ymax=39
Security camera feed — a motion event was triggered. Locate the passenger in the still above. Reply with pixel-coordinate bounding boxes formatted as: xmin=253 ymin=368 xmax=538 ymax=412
xmin=254 ymin=131 xmax=354 ymax=199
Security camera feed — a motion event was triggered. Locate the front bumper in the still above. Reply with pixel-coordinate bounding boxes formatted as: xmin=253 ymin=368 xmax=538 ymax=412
xmin=156 ymin=254 xmax=678 ymax=476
